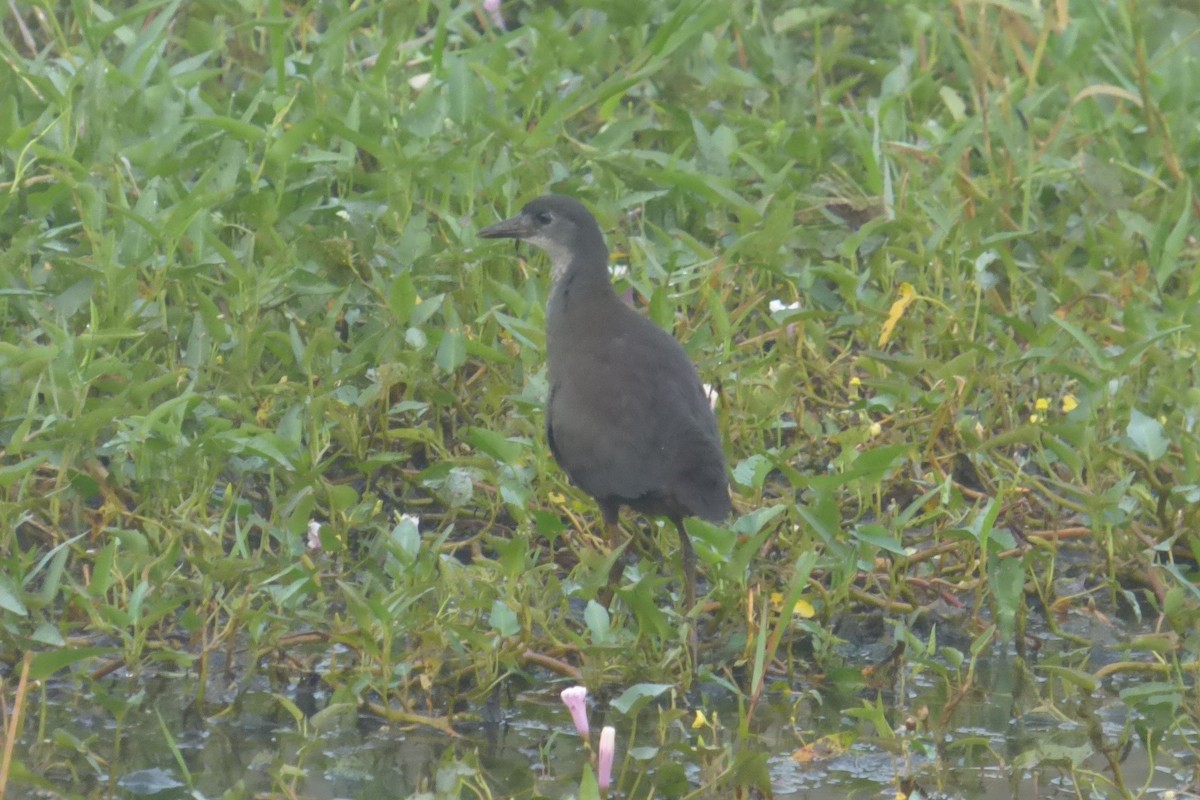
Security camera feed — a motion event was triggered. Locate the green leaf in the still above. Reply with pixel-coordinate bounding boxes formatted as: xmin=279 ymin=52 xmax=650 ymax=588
xmin=445 ymin=55 xmax=474 ymax=126
xmin=388 ymin=272 xmax=418 ymax=325
xmin=0 ymin=455 xmax=43 ymax=489
xmin=731 ymin=453 xmax=772 ymax=490
xmin=390 ymin=515 xmax=421 ymax=560
xmin=584 ymin=601 xmax=612 ymax=644
xmin=89 ymin=542 xmax=116 ymax=597
xmin=731 ymin=504 xmax=786 ymax=537
xmin=442 ymin=467 xmax=475 ymax=507
xmin=1126 ymin=408 xmax=1168 ymax=461
xmin=772 ymin=6 xmax=834 ymax=33
xmin=849 ymin=443 xmax=910 ymax=478
xmin=0 ymin=574 xmax=28 ymax=616
xmin=435 ymin=329 xmax=467 ymax=372
xmin=988 ymin=552 xmax=1025 ymax=640
xmin=1153 ymin=184 xmax=1192 ymax=284
xmin=1119 ymin=681 xmax=1182 ymax=714
xmin=610 ymin=682 xmax=673 ymax=715
xmin=963 ymin=497 xmax=1002 ymax=549
xmin=465 ymin=427 xmax=524 ymax=465
xmin=33 ymin=543 xmax=70 ymax=606
xmin=578 ymin=764 xmax=600 ymax=800
xmin=1039 ymin=665 xmax=1098 ymax=693
xmin=1047 ymin=315 xmax=1112 ymax=372
xmin=1011 ymin=743 xmax=1092 ymax=770
xmin=309 ymin=702 xmax=359 ymax=732
xmin=193 ymin=115 xmax=267 ymax=142
xmin=32 ymin=623 xmax=67 ymax=646
xmin=489 ymin=600 xmax=520 ymax=637
xmin=853 ymin=524 xmax=907 ymax=555
xmin=30 ymin=647 xmax=116 ymax=681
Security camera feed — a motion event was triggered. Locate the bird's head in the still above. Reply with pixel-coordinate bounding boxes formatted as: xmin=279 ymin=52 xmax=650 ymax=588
xmin=479 ymin=195 xmax=608 ymax=281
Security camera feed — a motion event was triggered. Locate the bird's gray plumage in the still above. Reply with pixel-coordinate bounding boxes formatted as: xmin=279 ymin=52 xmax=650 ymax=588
xmin=479 ymin=195 xmax=730 ymax=625
xmin=480 ymin=195 xmax=729 ymax=523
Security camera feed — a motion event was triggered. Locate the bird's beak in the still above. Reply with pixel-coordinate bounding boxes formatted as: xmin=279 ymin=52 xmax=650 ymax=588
xmin=478 ymin=213 xmax=533 ymax=240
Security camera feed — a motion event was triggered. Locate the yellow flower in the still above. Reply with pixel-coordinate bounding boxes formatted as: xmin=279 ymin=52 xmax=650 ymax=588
xmin=1034 ymin=398 xmax=1050 ymax=412
xmin=1062 ymin=394 xmax=1078 ymax=413
xmin=849 ymin=376 xmax=862 ymax=387
xmin=770 ymin=592 xmax=816 ymax=618
xmin=692 ymin=709 xmax=708 ymax=729
xmin=869 ymin=422 xmax=882 ymax=438
xmin=1029 ymin=414 xmax=1040 ymax=424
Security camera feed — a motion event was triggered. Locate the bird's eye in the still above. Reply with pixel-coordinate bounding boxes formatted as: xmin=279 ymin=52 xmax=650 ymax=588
xmin=534 ymin=211 xmax=553 ymax=224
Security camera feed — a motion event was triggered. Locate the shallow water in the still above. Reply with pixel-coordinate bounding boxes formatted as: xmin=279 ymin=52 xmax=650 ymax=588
xmin=11 ymin=609 xmax=1197 ymax=800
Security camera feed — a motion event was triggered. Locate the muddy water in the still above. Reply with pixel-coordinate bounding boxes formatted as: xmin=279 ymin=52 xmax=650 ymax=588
xmin=11 ymin=624 xmax=1195 ymax=800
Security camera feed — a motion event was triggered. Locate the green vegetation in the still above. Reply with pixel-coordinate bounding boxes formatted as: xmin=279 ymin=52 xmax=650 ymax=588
xmin=2 ymin=0 xmax=1198 ymax=797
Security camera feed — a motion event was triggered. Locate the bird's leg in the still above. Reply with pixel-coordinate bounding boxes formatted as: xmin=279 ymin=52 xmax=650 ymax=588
xmin=597 ymin=514 xmax=625 ymax=609
xmin=674 ymin=518 xmax=699 ymax=665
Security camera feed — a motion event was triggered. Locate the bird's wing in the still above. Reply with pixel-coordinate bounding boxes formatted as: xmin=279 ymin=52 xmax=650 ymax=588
xmin=547 ymin=314 xmax=720 ymax=506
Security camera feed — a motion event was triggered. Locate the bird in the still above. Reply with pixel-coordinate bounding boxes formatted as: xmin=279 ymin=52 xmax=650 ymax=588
xmin=479 ymin=194 xmax=730 ymax=625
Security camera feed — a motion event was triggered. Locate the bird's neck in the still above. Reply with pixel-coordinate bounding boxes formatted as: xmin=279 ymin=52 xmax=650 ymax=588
xmin=548 ymin=252 xmax=617 ymax=305
xmin=546 ymin=257 xmax=622 ymax=358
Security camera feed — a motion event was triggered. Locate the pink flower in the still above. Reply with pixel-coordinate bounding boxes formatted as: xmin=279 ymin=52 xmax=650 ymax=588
xmin=483 ymin=0 xmax=505 ymax=30
xmin=560 ymin=686 xmax=589 ymax=742
xmin=598 ymin=726 xmax=616 ymax=791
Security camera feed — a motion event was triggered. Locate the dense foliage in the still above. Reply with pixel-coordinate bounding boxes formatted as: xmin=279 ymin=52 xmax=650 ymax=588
xmin=2 ymin=1 xmax=1198 ymax=797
